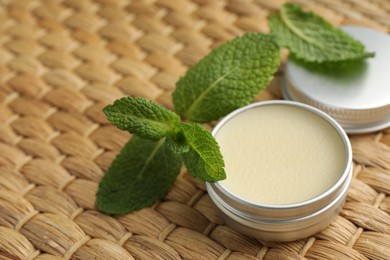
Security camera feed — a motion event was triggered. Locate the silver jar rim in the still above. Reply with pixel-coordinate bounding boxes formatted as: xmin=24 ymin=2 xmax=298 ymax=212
xmin=207 ymin=166 xmax=351 ymax=226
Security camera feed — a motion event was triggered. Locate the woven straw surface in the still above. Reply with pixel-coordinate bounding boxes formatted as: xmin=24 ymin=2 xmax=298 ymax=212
xmin=1 ymin=0 xmax=390 ymax=259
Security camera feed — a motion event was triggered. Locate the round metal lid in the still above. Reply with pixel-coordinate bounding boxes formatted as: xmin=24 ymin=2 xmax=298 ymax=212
xmin=282 ymin=26 xmax=390 ymax=134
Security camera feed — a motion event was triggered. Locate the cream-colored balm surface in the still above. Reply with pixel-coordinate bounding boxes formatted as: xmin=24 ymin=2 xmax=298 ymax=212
xmin=215 ymin=105 xmax=347 ymax=205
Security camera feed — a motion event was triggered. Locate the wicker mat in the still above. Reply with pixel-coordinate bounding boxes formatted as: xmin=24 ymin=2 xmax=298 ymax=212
xmin=0 ymin=0 xmax=390 ymax=259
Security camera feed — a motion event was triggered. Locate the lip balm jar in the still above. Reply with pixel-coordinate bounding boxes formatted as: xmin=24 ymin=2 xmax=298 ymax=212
xmin=283 ymin=26 xmax=390 ymax=134
xmin=206 ymin=101 xmax=352 ymax=242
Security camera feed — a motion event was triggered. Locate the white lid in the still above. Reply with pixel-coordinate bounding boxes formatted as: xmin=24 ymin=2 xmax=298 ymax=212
xmin=283 ymin=26 xmax=390 ymax=134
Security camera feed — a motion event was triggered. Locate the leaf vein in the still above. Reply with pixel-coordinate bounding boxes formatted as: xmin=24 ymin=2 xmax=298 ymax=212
xmin=184 ymin=69 xmax=235 ymax=118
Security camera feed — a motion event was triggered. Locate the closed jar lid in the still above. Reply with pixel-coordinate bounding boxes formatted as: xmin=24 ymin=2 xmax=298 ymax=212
xmin=282 ymin=26 xmax=390 ymax=134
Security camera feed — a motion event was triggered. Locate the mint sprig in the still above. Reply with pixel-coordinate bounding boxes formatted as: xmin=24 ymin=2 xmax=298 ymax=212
xmin=97 ymin=99 xmax=226 ymax=214
xmin=173 ymin=33 xmax=280 ymax=123
xmin=97 ymin=3 xmax=374 ymax=215
xmin=269 ymin=3 xmax=374 ymax=62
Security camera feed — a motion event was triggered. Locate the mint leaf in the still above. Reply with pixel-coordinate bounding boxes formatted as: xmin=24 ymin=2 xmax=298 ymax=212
xmin=172 ymin=33 xmax=280 ymax=123
xmin=96 ymin=136 xmax=182 ymax=215
xmin=269 ymin=3 xmax=374 ymax=62
xmin=166 ymin=130 xmax=189 ymax=155
xmin=177 ymin=123 xmax=225 ymax=182
xmin=103 ymin=97 xmax=180 ymax=140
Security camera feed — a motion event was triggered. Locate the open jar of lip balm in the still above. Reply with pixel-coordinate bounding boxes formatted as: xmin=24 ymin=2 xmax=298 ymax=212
xmin=206 ymin=101 xmax=352 ymax=242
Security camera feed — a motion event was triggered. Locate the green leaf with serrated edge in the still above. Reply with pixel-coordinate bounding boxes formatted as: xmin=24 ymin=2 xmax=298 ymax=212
xmin=96 ymin=136 xmax=182 ymax=215
xmin=172 ymin=33 xmax=280 ymax=123
xmin=269 ymin=3 xmax=374 ymax=63
xmin=103 ymin=97 xmax=180 ymax=140
xmin=176 ymin=122 xmax=225 ymax=182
